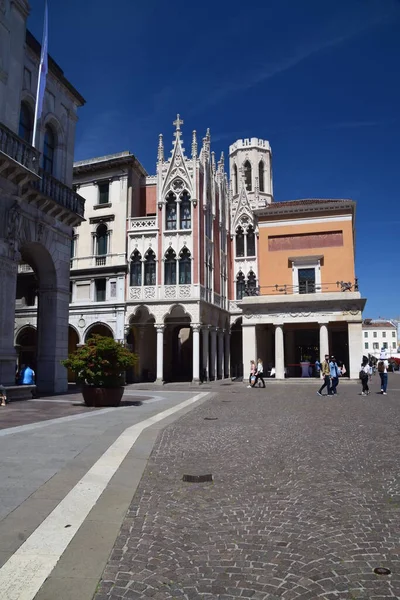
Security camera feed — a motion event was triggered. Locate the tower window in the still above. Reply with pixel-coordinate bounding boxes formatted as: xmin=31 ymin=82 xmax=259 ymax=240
xmin=244 ymin=160 xmax=252 ymax=191
xmin=258 ymin=161 xmax=265 ymax=192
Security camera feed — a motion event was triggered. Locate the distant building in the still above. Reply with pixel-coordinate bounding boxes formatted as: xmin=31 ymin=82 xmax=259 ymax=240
xmin=362 ymin=320 xmax=398 ymax=356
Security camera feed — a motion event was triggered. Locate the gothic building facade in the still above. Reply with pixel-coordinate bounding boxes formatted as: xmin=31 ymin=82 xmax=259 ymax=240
xmin=15 ymin=114 xmax=366 ymax=383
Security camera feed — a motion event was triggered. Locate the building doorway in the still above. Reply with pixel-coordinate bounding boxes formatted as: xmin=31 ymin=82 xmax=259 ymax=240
xmin=230 ymin=318 xmax=243 ymax=379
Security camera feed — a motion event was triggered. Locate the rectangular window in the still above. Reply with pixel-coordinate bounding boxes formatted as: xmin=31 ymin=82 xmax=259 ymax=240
xmin=382 ymin=331 xmax=386 ymax=338
xmin=393 ymin=342 xmax=397 ymax=349
xmin=69 ymin=282 xmax=73 ymax=303
xmin=98 ymin=182 xmax=110 ymax=205
xmin=364 ymin=331 xmax=368 ymax=338
xmin=23 ymin=68 xmax=32 ymax=91
xmin=298 ymin=268 xmax=315 ymax=294
xmin=364 ymin=342 xmax=369 ymax=350
xmin=110 ymin=281 xmax=117 ymax=298
xmin=95 ymin=279 xmax=106 ymax=302
xmin=373 ymin=332 xmax=377 ymax=338
xmin=383 ymin=342 xmax=388 ymax=349
xmin=392 ymin=331 xmax=396 ymax=338
xmin=373 ymin=342 xmax=379 ymax=350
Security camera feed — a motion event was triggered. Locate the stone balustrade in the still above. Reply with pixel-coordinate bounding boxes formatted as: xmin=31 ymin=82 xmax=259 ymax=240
xmin=0 ymin=122 xmax=39 ymax=174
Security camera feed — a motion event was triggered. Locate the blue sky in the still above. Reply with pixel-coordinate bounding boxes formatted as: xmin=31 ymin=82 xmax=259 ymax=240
xmin=28 ymin=0 xmax=400 ymax=318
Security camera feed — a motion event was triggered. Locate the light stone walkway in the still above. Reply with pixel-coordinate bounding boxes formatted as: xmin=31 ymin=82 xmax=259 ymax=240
xmin=94 ymin=375 xmax=400 ymax=600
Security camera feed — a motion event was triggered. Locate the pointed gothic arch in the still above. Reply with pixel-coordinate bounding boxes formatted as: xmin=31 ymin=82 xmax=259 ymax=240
xmin=165 ymin=192 xmax=177 ymax=230
xmin=247 ymin=270 xmax=257 ymax=294
xmin=180 ymin=191 xmax=191 ymax=229
xmin=164 ymin=247 xmax=177 ymax=285
xmin=179 ymin=247 xmax=191 ymax=284
xmin=236 ymin=226 xmax=245 ymax=257
xmin=130 ymin=250 xmax=142 ymax=286
xmin=144 ymin=249 xmax=156 ymax=286
xmin=247 ymin=225 xmax=256 ymax=257
xmin=236 ymin=271 xmax=246 ymax=300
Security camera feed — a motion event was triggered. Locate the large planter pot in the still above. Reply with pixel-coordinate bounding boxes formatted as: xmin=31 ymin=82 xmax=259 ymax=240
xmin=82 ymin=386 xmax=124 ymax=407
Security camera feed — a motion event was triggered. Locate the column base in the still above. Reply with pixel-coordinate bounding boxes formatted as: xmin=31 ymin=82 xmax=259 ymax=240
xmin=191 ymin=378 xmax=201 ymax=386
xmin=155 ymin=378 xmax=164 ymax=385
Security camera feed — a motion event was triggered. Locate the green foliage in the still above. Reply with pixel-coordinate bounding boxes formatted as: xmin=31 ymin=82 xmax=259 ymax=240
xmin=62 ymin=335 xmax=138 ymax=387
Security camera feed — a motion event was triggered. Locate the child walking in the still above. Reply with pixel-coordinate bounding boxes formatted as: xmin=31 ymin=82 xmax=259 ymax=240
xmin=359 ymin=360 xmax=370 ymax=396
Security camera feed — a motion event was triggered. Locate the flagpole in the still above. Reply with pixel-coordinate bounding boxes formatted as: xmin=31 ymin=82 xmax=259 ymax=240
xmin=32 ymin=0 xmax=48 ymax=149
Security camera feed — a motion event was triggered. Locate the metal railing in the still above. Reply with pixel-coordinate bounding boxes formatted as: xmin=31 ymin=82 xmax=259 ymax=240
xmin=31 ymin=168 xmax=85 ymax=217
xmin=241 ymin=279 xmax=359 ymax=297
xmin=0 ymin=122 xmax=39 ymax=173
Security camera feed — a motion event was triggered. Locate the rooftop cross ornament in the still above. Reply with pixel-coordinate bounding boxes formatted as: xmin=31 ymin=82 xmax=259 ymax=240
xmin=173 ymin=114 xmax=184 ymax=135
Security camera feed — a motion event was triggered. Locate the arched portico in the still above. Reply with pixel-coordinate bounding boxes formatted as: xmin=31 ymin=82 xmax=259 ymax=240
xmin=126 ymin=306 xmax=156 ymax=383
xmin=84 ymin=322 xmax=114 ymax=342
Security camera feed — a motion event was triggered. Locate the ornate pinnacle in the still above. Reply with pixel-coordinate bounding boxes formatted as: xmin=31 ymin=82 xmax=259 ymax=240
xmin=173 ymin=114 xmax=184 ymax=138
xmin=157 ymin=133 xmax=164 ymax=162
xmin=192 ymin=130 xmax=197 ymax=158
xmin=211 ymin=151 xmax=216 ymax=174
xmin=220 ymin=151 xmax=224 ymax=170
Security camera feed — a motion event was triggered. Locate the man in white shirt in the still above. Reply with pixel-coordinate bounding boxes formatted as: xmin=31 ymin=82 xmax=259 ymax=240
xmin=377 ymin=352 xmax=389 ymax=395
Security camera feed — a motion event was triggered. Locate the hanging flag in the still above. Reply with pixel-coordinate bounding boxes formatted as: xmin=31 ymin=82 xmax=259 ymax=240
xmin=32 ymin=0 xmax=48 ymax=148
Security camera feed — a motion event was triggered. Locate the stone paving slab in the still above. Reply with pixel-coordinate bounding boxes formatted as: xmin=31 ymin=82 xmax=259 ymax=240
xmin=94 ymin=376 xmax=400 ymax=600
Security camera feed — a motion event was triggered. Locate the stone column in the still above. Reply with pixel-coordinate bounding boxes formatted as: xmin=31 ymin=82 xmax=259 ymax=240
xmin=348 ymin=322 xmax=363 ymax=379
xmin=217 ymin=329 xmax=224 ymax=379
xmin=210 ymin=327 xmax=217 ymax=380
xmin=36 ymin=286 xmax=69 ymax=394
xmin=155 ymin=324 xmax=164 ymax=383
xmin=242 ymin=325 xmax=256 ymax=382
xmin=0 ymin=255 xmax=18 ymax=386
xmin=319 ymin=323 xmax=329 ymax=361
xmin=224 ymin=329 xmax=230 ymax=379
xmin=275 ymin=324 xmax=285 ymax=379
xmin=202 ymin=326 xmax=209 ymax=381
xmin=192 ymin=324 xmax=200 ymax=383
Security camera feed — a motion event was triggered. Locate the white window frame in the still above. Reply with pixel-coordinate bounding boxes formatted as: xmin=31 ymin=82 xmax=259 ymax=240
xmin=291 ymin=257 xmax=321 ymax=294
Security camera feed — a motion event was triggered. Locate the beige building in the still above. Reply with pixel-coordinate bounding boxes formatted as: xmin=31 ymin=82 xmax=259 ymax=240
xmin=362 ymin=320 xmax=398 ymax=357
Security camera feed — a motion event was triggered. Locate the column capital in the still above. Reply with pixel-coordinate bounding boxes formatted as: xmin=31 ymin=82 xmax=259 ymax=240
xmin=155 ymin=324 xmax=165 ymax=332
xmin=192 ymin=323 xmax=201 ymax=332
xmin=274 ymin=323 xmax=284 ymax=328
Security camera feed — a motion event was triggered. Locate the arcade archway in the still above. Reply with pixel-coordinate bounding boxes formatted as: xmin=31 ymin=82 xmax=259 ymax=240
xmin=163 ymin=305 xmax=192 ymax=382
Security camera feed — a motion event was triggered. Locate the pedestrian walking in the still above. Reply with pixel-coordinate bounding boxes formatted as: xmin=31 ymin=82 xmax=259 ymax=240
xmin=329 ymin=356 xmax=340 ymax=395
xmin=377 ymin=352 xmax=389 ymax=395
xmin=0 ymin=385 xmax=7 ymax=407
xmin=21 ymin=364 xmax=35 ymax=385
xmin=252 ymin=358 xmax=266 ymax=388
xmin=317 ymin=354 xmax=331 ymax=396
xmin=314 ymin=359 xmax=321 ymax=378
xmin=247 ymin=360 xmax=256 ymax=388
xmin=359 ymin=359 xmax=370 ymax=395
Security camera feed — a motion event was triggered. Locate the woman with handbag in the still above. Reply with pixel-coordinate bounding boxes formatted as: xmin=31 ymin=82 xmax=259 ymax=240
xmin=252 ymin=358 xmax=266 ymax=388
xmin=247 ymin=360 xmax=256 ymax=388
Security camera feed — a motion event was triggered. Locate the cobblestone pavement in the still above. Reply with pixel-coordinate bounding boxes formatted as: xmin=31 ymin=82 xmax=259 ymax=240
xmin=95 ymin=376 xmax=400 ymax=600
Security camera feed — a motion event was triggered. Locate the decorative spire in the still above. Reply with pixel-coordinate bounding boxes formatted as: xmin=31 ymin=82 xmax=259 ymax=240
xmin=173 ymin=113 xmax=184 ymax=138
xmin=219 ymin=151 xmax=224 ymax=171
xmin=157 ymin=133 xmax=164 ymax=162
xmin=191 ymin=130 xmax=197 ymax=158
xmin=211 ymin=151 xmax=216 ymax=174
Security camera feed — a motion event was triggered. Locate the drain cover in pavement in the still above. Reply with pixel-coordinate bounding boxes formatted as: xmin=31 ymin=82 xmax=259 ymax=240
xmin=182 ymin=474 xmax=213 ymax=483
xmin=204 ymin=417 xmax=218 ymax=420
xmin=374 ymin=567 xmax=391 ymax=575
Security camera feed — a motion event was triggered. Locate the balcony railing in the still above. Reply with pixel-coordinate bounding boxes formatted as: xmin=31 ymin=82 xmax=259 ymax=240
xmin=240 ymin=279 xmax=360 ymax=297
xmin=31 ymin=168 xmax=85 ymax=218
xmin=128 ymin=217 xmax=157 ymax=231
xmin=0 ymin=122 xmax=39 ymax=174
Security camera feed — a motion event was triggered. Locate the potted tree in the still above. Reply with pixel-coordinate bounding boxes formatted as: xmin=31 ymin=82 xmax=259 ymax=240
xmin=62 ymin=335 xmax=138 ymax=407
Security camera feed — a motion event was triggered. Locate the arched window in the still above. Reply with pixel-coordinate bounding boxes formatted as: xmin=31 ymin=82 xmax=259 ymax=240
xmin=258 ymin=161 xmax=264 ymax=192
xmin=96 ymin=223 xmax=108 ymax=256
xmin=180 ymin=192 xmax=191 ymax=229
xmin=130 ymin=251 xmax=142 ymax=286
xmin=165 ymin=192 xmax=177 ymax=230
xmin=43 ymin=125 xmax=56 ymax=175
xmin=70 ymin=234 xmax=77 ymax=259
xmin=236 ymin=226 xmax=245 ymax=257
xmin=144 ymin=249 xmax=156 ymax=286
xmin=247 ymin=225 xmax=256 ymax=256
xmin=179 ymin=248 xmax=191 ymax=284
xmin=164 ymin=248 xmax=176 ymax=285
xmin=247 ymin=271 xmax=257 ymax=294
xmin=233 ymin=164 xmax=238 ymax=195
xmin=244 ymin=160 xmax=252 ymax=191
xmin=18 ymin=103 xmax=33 ymax=143
xmin=236 ymin=271 xmax=245 ymax=300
